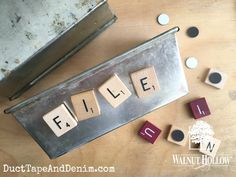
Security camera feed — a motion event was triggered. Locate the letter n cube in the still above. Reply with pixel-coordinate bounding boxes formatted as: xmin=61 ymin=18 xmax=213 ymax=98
xmin=138 ymin=121 xmax=161 ymax=144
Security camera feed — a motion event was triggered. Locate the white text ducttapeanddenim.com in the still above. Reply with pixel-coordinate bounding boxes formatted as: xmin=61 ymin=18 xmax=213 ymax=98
xmin=2 ymin=164 xmax=115 ymax=174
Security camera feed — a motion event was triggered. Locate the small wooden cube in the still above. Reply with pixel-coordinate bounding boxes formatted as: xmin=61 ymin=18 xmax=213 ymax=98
xmin=200 ymin=138 xmax=221 ymax=158
xmin=43 ymin=103 xmax=78 ymax=137
xmin=189 ymin=97 xmax=211 ymax=119
xmin=130 ymin=66 xmax=160 ymax=98
xmin=205 ymin=68 xmax=227 ymax=89
xmin=71 ymin=90 xmax=101 ymax=121
xmin=98 ymin=74 xmax=132 ymax=108
xmin=167 ymin=125 xmax=188 ymax=146
xmin=138 ymin=121 xmax=161 ymax=144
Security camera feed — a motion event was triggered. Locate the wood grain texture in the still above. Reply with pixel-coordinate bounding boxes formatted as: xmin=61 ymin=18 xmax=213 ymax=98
xmin=167 ymin=125 xmax=188 ymax=146
xmin=0 ymin=0 xmax=236 ymax=176
xmin=205 ymin=68 xmax=228 ymax=89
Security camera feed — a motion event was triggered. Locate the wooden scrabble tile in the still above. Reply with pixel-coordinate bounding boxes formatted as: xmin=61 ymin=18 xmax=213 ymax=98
xmin=200 ymin=138 xmax=221 ymax=158
xmin=205 ymin=68 xmax=227 ymax=89
xmin=71 ymin=90 xmax=101 ymax=121
xmin=43 ymin=103 xmax=78 ymax=137
xmin=167 ymin=125 xmax=188 ymax=146
xmin=130 ymin=66 xmax=160 ymax=98
xmin=189 ymin=97 xmax=211 ymax=119
xmin=98 ymin=74 xmax=132 ymax=108
xmin=138 ymin=121 xmax=161 ymax=144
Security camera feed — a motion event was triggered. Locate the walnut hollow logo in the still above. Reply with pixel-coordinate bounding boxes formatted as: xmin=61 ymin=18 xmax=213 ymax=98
xmin=188 ymin=120 xmax=215 ymax=151
xmin=172 ymin=121 xmax=233 ymax=170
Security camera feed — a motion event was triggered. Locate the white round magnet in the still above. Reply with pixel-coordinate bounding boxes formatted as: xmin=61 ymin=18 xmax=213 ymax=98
xmin=157 ymin=13 xmax=169 ymax=26
xmin=185 ymin=57 xmax=198 ymax=69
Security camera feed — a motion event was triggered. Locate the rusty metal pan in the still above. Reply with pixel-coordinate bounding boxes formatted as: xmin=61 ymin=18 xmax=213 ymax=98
xmin=6 ymin=27 xmax=188 ymax=159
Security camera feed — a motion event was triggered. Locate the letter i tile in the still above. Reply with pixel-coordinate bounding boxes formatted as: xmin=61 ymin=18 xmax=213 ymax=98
xmin=71 ymin=89 xmax=101 ymax=121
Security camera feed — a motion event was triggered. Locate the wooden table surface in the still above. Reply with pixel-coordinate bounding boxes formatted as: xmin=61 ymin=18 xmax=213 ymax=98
xmin=1 ymin=0 xmax=236 ymax=177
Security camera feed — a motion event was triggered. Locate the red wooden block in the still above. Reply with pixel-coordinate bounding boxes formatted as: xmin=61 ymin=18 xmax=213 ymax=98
xmin=138 ymin=121 xmax=161 ymax=144
xmin=189 ymin=97 xmax=211 ymax=119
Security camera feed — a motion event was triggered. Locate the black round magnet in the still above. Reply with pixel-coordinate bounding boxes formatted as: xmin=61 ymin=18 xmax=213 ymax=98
xmin=171 ymin=129 xmax=184 ymax=142
xmin=209 ymin=72 xmax=222 ymax=84
xmin=187 ymin=26 xmax=199 ymax=38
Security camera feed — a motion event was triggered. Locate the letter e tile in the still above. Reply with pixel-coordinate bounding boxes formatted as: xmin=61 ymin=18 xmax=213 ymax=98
xmin=130 ymin=66 xmax=160 ymax=98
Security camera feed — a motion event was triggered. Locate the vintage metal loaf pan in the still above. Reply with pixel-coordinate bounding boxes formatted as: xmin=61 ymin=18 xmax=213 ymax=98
xmin=0 ymin=0 xmax=116 ymax=100
xmin=6 ymin=27 xmax=188 ymax=158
